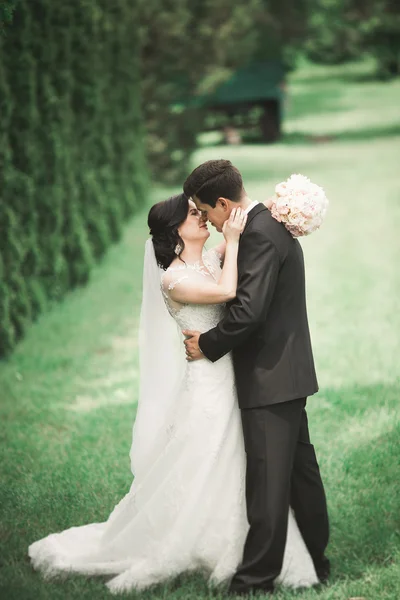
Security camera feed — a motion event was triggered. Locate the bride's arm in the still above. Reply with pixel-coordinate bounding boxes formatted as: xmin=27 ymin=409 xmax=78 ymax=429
xmin=210 ymin=240 xmax=226 ymax=260
xmin=166 ymin=209 xmax=246 ymax=305
xmin=263 ymin=197 xmax=274 ymax=210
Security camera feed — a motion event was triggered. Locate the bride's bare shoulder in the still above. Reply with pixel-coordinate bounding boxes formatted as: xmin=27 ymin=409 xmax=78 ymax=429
xmin=161 ymin=264 xmax=190 ymax=293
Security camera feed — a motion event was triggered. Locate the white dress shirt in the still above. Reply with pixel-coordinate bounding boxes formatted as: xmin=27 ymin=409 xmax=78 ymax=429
xmin=244 ymin=200 xmax=259 ymax=215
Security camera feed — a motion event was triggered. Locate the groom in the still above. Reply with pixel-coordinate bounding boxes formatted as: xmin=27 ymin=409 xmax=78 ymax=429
xmin=183 ymin=160 xmax=330 ymax=596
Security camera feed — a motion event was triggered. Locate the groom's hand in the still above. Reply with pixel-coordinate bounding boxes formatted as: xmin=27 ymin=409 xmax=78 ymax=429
xmin=182 ymin=330 xmax=204 ymax=361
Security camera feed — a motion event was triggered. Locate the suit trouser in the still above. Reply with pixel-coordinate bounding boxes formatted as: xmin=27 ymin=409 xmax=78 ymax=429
xmin=229 ymin=397 xmax=329 ymax=593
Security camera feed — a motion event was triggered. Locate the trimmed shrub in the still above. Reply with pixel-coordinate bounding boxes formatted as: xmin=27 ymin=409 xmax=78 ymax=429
xmin=0 ymin=0 xmax=147 ymax=357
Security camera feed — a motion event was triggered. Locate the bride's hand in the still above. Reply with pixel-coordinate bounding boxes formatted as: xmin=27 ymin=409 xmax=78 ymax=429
xmin=222 ymin=208 xmax=247 ymax=243
xmin=263 ymin=196 xmax=275 ymax=210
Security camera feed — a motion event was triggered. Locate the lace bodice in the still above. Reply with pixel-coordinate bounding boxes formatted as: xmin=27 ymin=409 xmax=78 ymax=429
xmin=161 ymin=249 xmax=225 ymax=332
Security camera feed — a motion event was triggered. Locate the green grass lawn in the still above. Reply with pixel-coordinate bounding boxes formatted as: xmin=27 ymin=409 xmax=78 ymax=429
xmin=1 ymin=61 xmax=400 ymax=600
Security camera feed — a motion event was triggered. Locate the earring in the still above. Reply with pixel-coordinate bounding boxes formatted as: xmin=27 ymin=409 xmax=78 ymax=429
xmin=174 ymin=243 xmax=183 ymax=256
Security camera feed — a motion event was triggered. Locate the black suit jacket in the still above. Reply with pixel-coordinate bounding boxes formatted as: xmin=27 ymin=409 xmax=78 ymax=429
xmin=199 ymin=203 xmax=318 ymax=409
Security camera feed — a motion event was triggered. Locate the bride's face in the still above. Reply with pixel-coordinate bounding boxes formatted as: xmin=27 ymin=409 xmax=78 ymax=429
xmin=178 ymin=200 xmax=210 ymax=245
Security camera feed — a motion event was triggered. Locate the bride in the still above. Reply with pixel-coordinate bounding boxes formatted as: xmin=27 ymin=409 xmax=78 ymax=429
xmin=28 ymin=193 xmax=319 ymax=594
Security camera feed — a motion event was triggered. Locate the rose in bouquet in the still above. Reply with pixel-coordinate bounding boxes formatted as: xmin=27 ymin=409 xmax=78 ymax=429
xmin=270 ymin=174 xmax=328 ymax=237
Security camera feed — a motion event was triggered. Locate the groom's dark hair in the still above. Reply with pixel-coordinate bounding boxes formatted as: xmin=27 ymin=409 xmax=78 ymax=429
xmin=183 ymin=159 xmax=244 ymax=208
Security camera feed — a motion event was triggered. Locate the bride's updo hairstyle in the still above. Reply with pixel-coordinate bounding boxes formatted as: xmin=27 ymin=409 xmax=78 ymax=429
xmin=148 ymin=193 xmax=189 ymax=270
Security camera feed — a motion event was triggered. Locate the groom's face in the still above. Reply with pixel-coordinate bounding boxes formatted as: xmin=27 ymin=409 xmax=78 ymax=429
xmin=193 ymin=196 xmax=231 ymax=233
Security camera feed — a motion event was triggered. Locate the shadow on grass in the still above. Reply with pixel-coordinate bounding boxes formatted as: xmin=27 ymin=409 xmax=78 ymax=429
xmin=292 ymin=65 xmax=389 ymax=87
xmin=236 ymin=123 xmax=400 ymax=147
xmin=282 ymin=124 xmax=400 ymax=145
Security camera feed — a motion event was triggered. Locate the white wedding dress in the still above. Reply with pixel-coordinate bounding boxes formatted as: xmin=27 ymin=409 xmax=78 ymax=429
xmin=28 ymin=247 xmax=319 ymax=594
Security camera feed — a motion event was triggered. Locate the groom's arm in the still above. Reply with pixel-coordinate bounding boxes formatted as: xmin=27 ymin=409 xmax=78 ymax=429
xmin=199 ymin=227 xmax=280 ymax=363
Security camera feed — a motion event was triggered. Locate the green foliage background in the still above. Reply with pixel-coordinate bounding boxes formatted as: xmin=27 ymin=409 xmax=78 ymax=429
xmin=0 ymin=0 xmax=147 ymax=357
xmin=305 ymin=0 xmax=400 ymax=76
xmin=137 ymin=0 xmax=313 ymax=184
xmin=138 ymin=0 xmax=400 ymax=185
xmin=137 ymin=0 xmax=264 ymax=184
xmin=1 ymin=0 xmax=399 ymax=358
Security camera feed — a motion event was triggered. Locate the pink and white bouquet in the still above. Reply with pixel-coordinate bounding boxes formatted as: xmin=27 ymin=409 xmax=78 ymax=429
xmin=270 ymin=174 xmax=328 ymax=237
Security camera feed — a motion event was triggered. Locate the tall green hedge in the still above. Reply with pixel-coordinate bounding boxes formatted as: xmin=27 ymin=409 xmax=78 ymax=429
xmin=0 ymin=0 xmax=147 ymax=357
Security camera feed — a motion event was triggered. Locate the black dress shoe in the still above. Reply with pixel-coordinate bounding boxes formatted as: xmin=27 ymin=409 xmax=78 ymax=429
xmin=315 ymin=555 xmax=330 ymax=584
